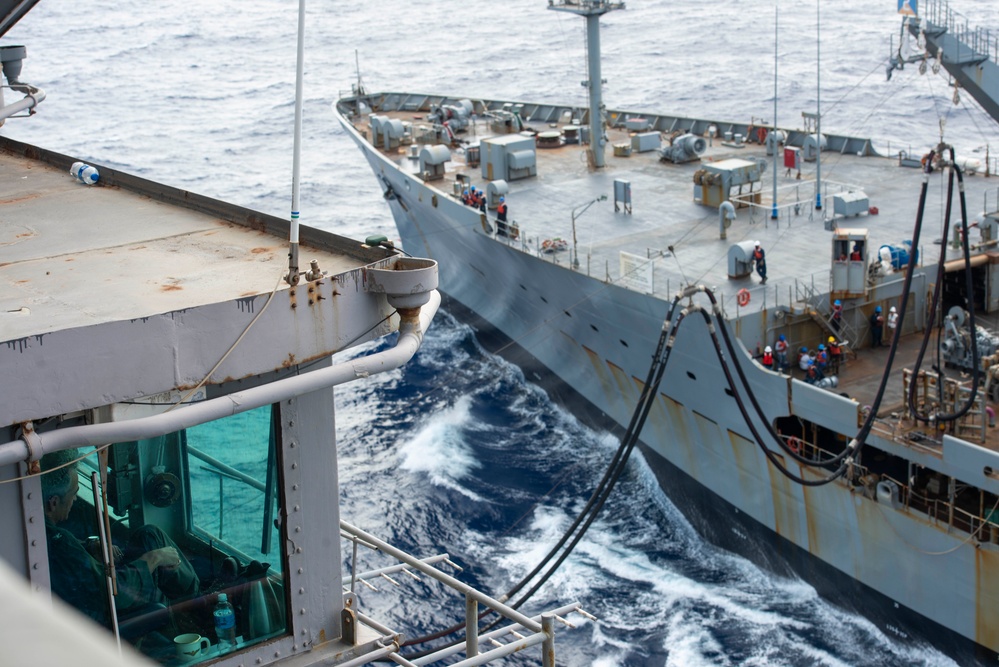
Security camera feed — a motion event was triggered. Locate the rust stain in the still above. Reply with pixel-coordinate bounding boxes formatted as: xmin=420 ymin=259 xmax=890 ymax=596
xmin=282 ymin=353 xmax=297 ymax=368
xmin=0 ymin=193 xmax=42 ymax=205
xmin=161 ymin=284 xmax=183 ymax=292
xmin=250 ymin=247 xmax=271 ymax=254
xmin=130 ymin=245 xmax=147 ymax=251
xmin=977 ymin=541 xmax=999 ymax=649
xmin=766 ymin=449 xmax=799 ymax=543
xmin=15 ymin=279 xmax=29 ymax=285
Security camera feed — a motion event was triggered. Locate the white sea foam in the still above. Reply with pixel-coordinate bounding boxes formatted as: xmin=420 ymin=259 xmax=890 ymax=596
xmin=398 ymin=395 xmax=482 ymax=500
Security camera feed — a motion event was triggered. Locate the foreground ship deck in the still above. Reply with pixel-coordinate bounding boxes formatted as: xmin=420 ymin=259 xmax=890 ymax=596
xmin=1 ymin=134 xmax=592 ymax=666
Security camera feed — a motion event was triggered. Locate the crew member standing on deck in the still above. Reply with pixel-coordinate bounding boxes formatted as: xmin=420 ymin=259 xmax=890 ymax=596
xmin=870 ymin=306 xmax=885 ymax=348
xmin=774 ymin=334 xmax=789 ymax=373
xmin=753 ymin=242 xmax=767 ymax=284
xmin=827 ymin=336 xmax=843 ymax=374
xmin=762 ymin=346 xmax=774 ymax=370
xmin=831 ymin=299 xmax=843 ymax=332
xmin=496 ymin=196 xmax=509 ymax=236
xmin=887 ymin=306 xmax=899 ymax=343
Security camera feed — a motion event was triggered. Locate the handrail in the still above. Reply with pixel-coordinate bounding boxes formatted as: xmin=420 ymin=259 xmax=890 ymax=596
xmin=340 ymin=520 xmax=590 ymax=666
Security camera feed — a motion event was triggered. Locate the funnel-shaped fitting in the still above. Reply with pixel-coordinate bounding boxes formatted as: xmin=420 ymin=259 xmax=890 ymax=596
xmin=366 ymin=257 xmax=439 ymax=309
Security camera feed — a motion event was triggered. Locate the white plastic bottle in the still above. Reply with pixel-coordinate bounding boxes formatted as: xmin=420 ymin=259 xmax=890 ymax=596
xmin=69 ymin=161 xmax=99 ymax=185
xmin=213 ymin=593 xmax=237 ymax=653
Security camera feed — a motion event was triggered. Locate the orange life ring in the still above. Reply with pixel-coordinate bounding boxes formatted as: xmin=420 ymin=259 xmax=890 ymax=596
xmin=788 ymin=436 xmax=801 ymax=454
xmin=737 ymin=289 xmax=751 ymax=307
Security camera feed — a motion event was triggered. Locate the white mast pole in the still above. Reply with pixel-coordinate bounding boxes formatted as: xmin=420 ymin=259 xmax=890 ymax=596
xmin=286 ymin=0 xmax=307 ymax=285
xmin=771 ymin=0 xmax=779 ymax=220
xmin=815 ymin=0 xmax=822 ymax=211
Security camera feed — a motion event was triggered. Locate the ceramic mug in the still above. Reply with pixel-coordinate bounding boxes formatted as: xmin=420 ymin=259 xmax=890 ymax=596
xmin=174 ymin=633 xmax=210 ymax=662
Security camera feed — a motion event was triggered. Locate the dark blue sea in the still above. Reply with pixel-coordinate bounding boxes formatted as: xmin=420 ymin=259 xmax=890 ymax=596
xmin=4 ymin=1 xmax=995 ymax=664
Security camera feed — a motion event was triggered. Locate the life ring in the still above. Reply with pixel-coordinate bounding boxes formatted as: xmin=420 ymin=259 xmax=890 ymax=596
xmin=737 ymin=289 xmax=751 ymax=307
xmin=788 ymin=436 xmax=801 ymax=454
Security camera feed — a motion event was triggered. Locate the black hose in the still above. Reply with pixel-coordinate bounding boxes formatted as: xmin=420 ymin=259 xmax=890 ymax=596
xmin=907 ymin=149 xmax=981 ymax=422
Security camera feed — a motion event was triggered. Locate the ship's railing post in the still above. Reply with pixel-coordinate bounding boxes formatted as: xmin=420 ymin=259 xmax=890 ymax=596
xmin=466 ymin=594 xmax=479 ymax=658
xmin=541 ymin=612 xmax=555 ymax=667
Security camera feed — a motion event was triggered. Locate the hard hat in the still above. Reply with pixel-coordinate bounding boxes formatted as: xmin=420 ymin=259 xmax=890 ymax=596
xmin=765 ymin=345 xmax=772 ymax=353
xmin=834 ymin=299 xmax=841 ymax=306
xmin=890 ymin=306 xmax=897 ymax=313
xmin=779 ymin=334 xmax=786 ymax=341
xmin=470 ymin=185 xmax=476 ymax=191
xmin=828 ymin=336 xmax=835 ymax=343
xmin=755 ymin=241 xmax=761 ymax=246
xmin=818 ymin=344 xmax=825 ymax=351
xmin=463 ymin=189 xmax=469 ymax=195
xmin=875 ymin=306 xmax=882 ymax=313
xmin=800 ymin=347 xmax=808 ymax=353
xmin=807 ymin=359 xmax=815 ymax=366
xmin=500 ymin=196 xmax=505 ymax=202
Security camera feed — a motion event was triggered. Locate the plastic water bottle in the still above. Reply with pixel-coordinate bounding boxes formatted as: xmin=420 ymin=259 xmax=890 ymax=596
xmin=213 ymin=593 xmax=237 ymax=652
xmin=69 ymin=161 xmax=99 ymax=185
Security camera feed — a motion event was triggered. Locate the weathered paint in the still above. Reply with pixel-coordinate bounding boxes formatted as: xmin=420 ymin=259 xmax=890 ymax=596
xmin=976 ymin=540 xmax=999 ymax=649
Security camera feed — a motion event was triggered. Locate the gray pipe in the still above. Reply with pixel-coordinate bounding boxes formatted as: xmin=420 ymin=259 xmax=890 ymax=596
xmin=0 ymin=87 xmax=46 ymax=122
xmin=0 ymin=291 xmax=441 ymax=466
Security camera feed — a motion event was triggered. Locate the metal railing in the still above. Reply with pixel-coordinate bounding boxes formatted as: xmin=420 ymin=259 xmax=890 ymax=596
xmin=922 ymin=0 xmax=999 ymax=66
xmin=340 ymin=520 xmax=592 ymax=667
xmin=801 ymin=430 xmax=999 ymax=544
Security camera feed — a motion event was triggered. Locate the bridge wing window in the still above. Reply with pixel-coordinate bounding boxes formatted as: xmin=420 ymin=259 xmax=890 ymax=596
xmin=41 ymin=405 xmax=288 ymax=664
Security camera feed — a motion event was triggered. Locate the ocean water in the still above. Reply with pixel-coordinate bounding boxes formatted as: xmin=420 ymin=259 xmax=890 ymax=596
xmin=3 ymin=1 xmax=994 ymax=664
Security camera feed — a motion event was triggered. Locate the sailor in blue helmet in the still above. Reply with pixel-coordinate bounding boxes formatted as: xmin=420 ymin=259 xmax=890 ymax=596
xmin=815 ymin=343 xmax=828 ymax=373
xmin=870 ymin=305 xmax=885 ymax=348
xmin=831 ymin=298 xmax=843 ymax=332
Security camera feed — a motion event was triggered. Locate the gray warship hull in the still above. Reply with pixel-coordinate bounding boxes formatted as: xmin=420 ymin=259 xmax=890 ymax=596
xmin=336 ymin=90 xmax=999 ymax=662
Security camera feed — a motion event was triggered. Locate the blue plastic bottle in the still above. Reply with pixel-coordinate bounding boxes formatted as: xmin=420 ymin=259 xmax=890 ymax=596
xmin=213 ymin=593 xmax=237 ymax=652
xmin=69 ymin=161 xmax=99 ymax=185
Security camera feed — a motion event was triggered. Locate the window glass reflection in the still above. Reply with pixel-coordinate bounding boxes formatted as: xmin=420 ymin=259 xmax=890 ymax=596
xmin=40 ymin=405 xmax=287 ymax=664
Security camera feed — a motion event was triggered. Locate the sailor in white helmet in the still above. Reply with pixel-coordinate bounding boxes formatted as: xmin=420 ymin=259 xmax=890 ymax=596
xmin=887 ymin=305 xmax=899 ymax=340
xmin=762 ymin=345 xmax=774 ymax=370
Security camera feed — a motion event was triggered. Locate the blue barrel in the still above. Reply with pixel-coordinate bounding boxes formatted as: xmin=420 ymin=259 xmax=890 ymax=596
xmin=879 ymin=242 xmax=917 ymax=270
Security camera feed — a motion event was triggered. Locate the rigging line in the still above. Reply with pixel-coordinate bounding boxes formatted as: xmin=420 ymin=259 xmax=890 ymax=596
xmin=821 ymin=57 xmax=893 ymax=120
xmin=171 ymin=270 xmax=286 ymax=411
xmin=876 ymin=491 xmax=999 ymax=556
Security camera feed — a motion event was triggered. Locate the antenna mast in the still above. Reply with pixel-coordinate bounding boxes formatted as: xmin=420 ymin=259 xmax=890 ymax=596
xmin=548 ymin=1 xmax=625 ymax=169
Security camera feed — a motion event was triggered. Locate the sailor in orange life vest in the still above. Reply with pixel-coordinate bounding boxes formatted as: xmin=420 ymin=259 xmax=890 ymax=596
xmin=496 ymin=196 xmax=509 ymax=237
xmin=827 ymin=336 xmax=843 ymax=374
xmin=752 ymin=242 xmax=767 ymax=284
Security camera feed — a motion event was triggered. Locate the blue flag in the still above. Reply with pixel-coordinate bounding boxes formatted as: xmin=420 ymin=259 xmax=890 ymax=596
xmin=898 ymin=0 xmax=918 ymax=16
